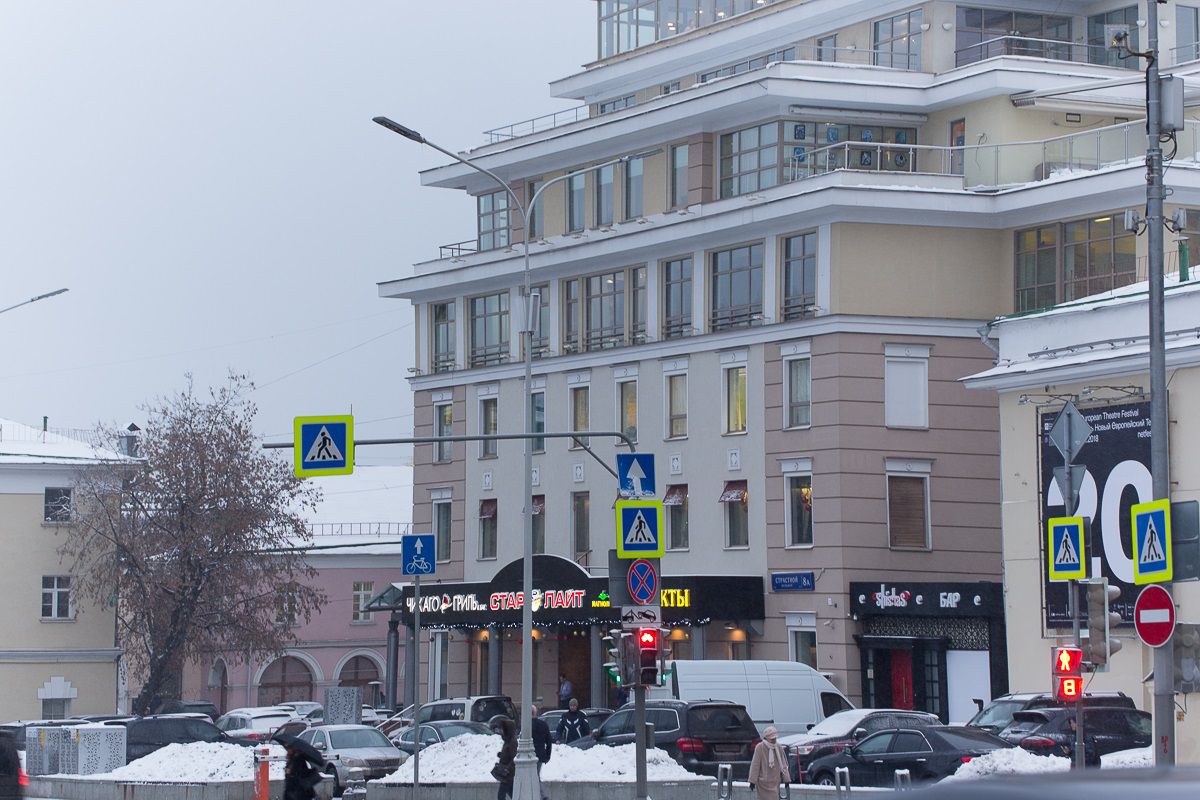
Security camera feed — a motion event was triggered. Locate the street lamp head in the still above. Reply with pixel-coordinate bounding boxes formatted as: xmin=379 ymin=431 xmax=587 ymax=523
xmin=373 ymin=116 xmax=425 ymax=144
xmin=626 ymin=148 xmax=664 ymax=161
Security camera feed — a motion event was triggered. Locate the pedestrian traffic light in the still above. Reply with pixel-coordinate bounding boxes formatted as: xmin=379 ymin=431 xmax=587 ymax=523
xmin=657 ymin=627 xmax=675 ymax=681
xmin=1085 ymin=579 xmax=1123 ymax=670
xmin=1051 ymin=645 xmax=1083 ymax=701
xmin=1056 ymin=676 xmax=1083 ymax=701
xmin=638 ymin=627 xmax=661 ymax=686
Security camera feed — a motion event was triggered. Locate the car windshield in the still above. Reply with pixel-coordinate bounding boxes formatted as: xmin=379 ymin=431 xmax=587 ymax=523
xmin=969 ymin=700 xmax=1025 ymax=729
xmin=1001 ymin=713 xmax=1052 ymax=737
xmin=686 ymin=706 xmax=756 ymax=735
xmin=249 ymin=715 xmax=293 ymax=729
xmin=329 ymin=729 xmax=392 ymax=749
xmin=473 ymin=698 xmax=512 ymax=722
xmin=805 ymin=710 xmax=873 ymax=737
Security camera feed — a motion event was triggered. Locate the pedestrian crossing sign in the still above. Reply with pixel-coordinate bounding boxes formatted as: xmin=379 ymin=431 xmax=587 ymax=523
xmin=293 ymin=415 xmax=354 ymax=478
xmin=1132 ymin=498 xmax=1173 ymax=585
xmin=615 ymin=499 xmax=664 ymax=559
xmin=1047 ymin=516 xmax=1087 ymax=581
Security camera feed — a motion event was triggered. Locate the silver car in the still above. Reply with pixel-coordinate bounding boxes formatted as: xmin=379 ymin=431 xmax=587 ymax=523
xmin=298 ymin=724 xmax=406 ymax=795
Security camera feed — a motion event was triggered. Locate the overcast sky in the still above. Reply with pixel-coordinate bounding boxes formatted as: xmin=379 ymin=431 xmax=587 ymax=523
xmin=0 ymin=2 xmax=594 ymax=464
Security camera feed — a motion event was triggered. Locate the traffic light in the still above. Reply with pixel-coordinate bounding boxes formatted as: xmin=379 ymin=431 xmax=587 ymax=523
xmin=637 ymin=627 xmax=661 ymax=686
xmin=658 ymin=627 xmax=675 ymax=682
xmin=602 ymin=629 xmax=625 ymax=685
xmin=1085 ymin=579 xmax=1122 ymax=670
xmin=1174 ymin=623 xmax=1200 ymax=694
xmin=1052 ymin=645 xmax=1083 ymax=702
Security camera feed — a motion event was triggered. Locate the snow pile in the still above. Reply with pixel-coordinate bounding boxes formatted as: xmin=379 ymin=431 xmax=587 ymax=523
xmin=942 ymin=747 xmax=1070 ymax=781
xmin=1101 ymin=747 xmax=1152 ymax=769
xmin=89 ymin=742 xmax=287 ymax=782
xmin=379 ymin=734 xmax=705 ymax=784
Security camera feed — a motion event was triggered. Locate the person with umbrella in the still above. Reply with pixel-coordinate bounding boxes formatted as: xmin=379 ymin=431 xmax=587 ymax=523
xmin=276 ymin=734 xmax=325 ymax=800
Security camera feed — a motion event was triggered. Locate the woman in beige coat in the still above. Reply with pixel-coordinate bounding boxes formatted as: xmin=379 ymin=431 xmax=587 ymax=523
xmin=748 ymin=726 xmax=791 ymax=800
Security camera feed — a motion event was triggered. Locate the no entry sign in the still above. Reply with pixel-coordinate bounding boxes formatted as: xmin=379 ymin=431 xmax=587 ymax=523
xmin=1134 ymin=584 xmax=1176 ymax=648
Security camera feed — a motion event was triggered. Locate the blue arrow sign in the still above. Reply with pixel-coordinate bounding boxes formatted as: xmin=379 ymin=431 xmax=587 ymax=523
xmin=402 ymin=534 xmax=436 ymax=576
xmin=616 ymin=453 xmax=656 ymax=498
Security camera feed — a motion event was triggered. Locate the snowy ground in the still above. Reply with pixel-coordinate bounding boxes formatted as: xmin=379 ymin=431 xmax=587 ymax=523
xmin=378 ymin=734 xmax=706 ymax=784
xmin=943 ymin=747 xmax=1070 ymax=781
xmin=80 ymin=742 xmax=287 ymax=782
xmin=1101 ymin=747 xmax=1152 ymax=768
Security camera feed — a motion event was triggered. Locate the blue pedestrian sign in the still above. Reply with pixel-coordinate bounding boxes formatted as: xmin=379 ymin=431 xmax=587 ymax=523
xmin=616 ymin=454 xmax=656 ymax=498
xmin=294 ymin=415 xmax=354 ymax=478
xmin=615 ymin=499 xmax=664 ymax=558
xmin=401 ymin=534 xmax=436 ymax=576
xmin=1047 ymin=516 xmax=1086 ymax=582
xmin=1132 ymin=499 xmax=1173 ymax=585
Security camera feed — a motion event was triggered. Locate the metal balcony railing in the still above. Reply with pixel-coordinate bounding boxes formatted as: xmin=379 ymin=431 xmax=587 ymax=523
xmin=307 ymin=522 xmax=411 ymax=537
xmin=439 ymin=239 xmax=478 ymax=260
xmin=484 ymin=105 xmax=591 ymax=144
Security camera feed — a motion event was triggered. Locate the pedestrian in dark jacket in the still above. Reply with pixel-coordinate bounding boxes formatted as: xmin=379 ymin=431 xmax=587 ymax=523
xmin=283 ymin=744 xmax=322 ymax=800
xmin=530 ymin=706 xmax=553 ymax=766
xmin=0 ymin=733 xmax=21 ymax=800
xmin=489 ymin=715 xmax=518 ymax=800
xmin=554 ymin=698 xmax=591 ymax=744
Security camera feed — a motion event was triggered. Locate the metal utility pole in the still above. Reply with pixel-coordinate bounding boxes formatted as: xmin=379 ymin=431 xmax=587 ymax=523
xmin=412 ymin=573 xmax=422 ymax=800
xmin=633 ymin=684 xmax=648 ymax=800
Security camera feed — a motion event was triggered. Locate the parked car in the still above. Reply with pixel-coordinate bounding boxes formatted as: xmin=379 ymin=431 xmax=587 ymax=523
xmin=108 ymin=715 xmax=239 ymax=762
xmin=997 ymin=706 xmax=1152 ymax=765
xmin=569 ymin=700 xmax=760 ymax=779
xmin=805 ymin=726 xmax=1012 ymax=787
xmin=296 ymin=724 xmax=405 ymax=795
xmin=215 ymin=707 xmax=296 ymax=741
xmin=153 ymin=700 xmax=220 ymax=722
xmin=967 ymin=692 xmax=1136 ymax=734
xmin=781 ymin=708 xmax=941 ymax=780
xmin=540 ymin=708 xmax=613 ymax=743
xmin=392 ymin=721 xmax=492 ymax=754
xmin=279 ymin=701 xmax=323 ymax=719
xmin=649 ymin=660 xmax=854 ymax=735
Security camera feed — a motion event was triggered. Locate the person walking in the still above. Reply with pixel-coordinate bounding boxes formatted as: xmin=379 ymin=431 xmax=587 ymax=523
xmin=281 ymin=740 xmax=324 ymax=800
xmin=554 ymin=698 xmax=591 ymax=744
xmin=557 ymin=673 xmax=573 ymax=709
xmin=748 ymin=726 xmax=790 ymax=800
xmin=489 ymin=715 xmax=518 ymax=800
xmin=530 ymin=705 xmax=553 ymax=799
xmin=0 ymin=733 xmax=21 ymax=800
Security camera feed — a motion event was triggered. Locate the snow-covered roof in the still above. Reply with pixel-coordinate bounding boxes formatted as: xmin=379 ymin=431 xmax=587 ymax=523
xmin=0 ymin=418 xmax=126 ymax=466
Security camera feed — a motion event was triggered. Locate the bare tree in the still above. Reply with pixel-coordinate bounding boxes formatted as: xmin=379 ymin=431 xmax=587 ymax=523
xmin=62 ymin=375 xmax=325 ymax=714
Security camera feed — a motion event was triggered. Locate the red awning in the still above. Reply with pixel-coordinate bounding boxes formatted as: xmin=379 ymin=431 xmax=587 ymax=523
xmin=718 ymin=480 xmax=748 ymax=503
xmin=531 ymin=495 xmax=545 ymax=516
xmin=663 ymin=484 xmax=688 ymax=506
xmin=479 ymin=499 xmax=497 ymax=519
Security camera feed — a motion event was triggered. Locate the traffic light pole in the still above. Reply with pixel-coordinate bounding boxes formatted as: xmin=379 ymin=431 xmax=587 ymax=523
xmin=634 ymin=684 xmax=648 ymax=800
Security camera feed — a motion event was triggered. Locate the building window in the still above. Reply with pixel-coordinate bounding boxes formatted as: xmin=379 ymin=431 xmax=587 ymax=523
xmin=562 ymin=278 xmax=582 ymax=353
xmin=661 ymin=81 xmax=681 ymax=95
xmin=1015 ymin=225 xmax=1057 ymax=313
xmin=431 ymin=302 xmax=456 ymax=373
xmin=631 ymin=266 xmax=648 ymax=343
xmin=41 ymin=576 xmax=71 ymax=620
xmin=666 ymin=373 xmax=687 ymax=438
xmin=585 ymin=270 xmax=626 ymax=350
xmin=729 ymin=637 xmax=750 ymax=660
xmin=873 ymin=9 xmax=923 ymax=70
xmin=480 ymin=397 xmax=499 ymax=458
xmin=888 ymin=474 xmax=930 ymax=549
xmin=786 ymin=475 xmax=814 ymax=547
xmin=567 ymin=173 xmax=586 ymax=232
xmin=596 ymin=164 xmax=614 ymax=226
xmin=563 ymin=266 xmax=647 ymax=351
xmin=1088 ymin=7 xmax=1139 ymax=68
xmin=670 ymin=145 xmax=689 ymax=208
xmin=477 ymin=189 xmax=509 ymax=251
xmin=352 ymin=581 xmax=374 ymax=623
xmin=275 ymin=585 xmax=298 ymax=627
xmin=531 ymin=391 xmax=546 ymax=452
xmin=617 ymin=380 xmax=638 ymax=443
xmin=530 ymin=284 xmax=550 ymax=358
xmin=700 ymin=47 xmax=796 ymax=82
xmin=1180 ymin=6 xmax=1200 ymax=62
xmin=44 ymin=488 xmax=72 ymax=523
xmin=791 ymin=629 xmax=817 ymax=667
xmin=955 ymin=8 xmax=1071 ymax=66
xmin=665 ymin=484 xmax=689 ymax=549
xmin=721 ymin=480 xmax=749 ymax=548
xmin=724 ymin=365 xmax=747 ymax=434
xmin=572 ymin=492 xmax=590 ymax=559
xmin=469 ymin=292 xmax=510 ymax=367
xmin=599 ymin=94 xmax=636 ymax=114
xmin=434 ymin=403 xmax=453 ymax=463
xmin=662 ymin=256 xmax=693 ymax=339
xmin=785 ymin=358 xmax=811 ymax=428
xmin=711 ymin=243 xmax=763 ymax=330
xmin=570 ymin=386 xmax=590 ymax=448
xmin=885 ymin=348 xmax=929 ymax=428
xmin=624 ymin=157 xmax=644 ymax=219
xmin=782 ymin=232 xmax=817 ymax=320
xmin=1062 ymin=216 xmax=1137 ymax=301
xmin=479 ymin=499 xmax=498 ymax=560
xmin=817 ymin=35 xmax=837 ymax=61
xmin=41 ymin=699 xmax=70 ymax=720
xmin=527 ymin=179 xmax=545 ymax=239
xmin=720 ymin=123 xmax=778 ymax=198
xmin=434 ymin=499 xmax=452 ymax=562
xmin=532 ymin=495 xmax=546 ymax=554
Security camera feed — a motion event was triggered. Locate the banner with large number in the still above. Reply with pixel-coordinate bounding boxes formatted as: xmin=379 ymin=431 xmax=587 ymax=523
xmin=1040 ymin=400 xmax=1152 ymax=628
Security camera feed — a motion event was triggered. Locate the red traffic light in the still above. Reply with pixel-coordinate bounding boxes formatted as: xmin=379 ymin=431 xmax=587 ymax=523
xmin=1052 ymin=646 xmax=1083 ymax=676
xmin=638 ymin=628 xmax=659 ymax=649
xmin=1055 ymin=676 xmax=1082 ymax=701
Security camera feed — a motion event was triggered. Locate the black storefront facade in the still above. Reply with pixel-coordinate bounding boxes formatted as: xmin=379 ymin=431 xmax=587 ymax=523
xmin=369 ymin=555 xmax=765 ymax=709
xmin=850 ymin=581 xmax=1007 ymax=723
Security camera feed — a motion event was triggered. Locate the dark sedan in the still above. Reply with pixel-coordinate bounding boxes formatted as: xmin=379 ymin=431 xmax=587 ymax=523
xmin=392 ymin=721 xmax=491 ymax=755
xmin=805 ymin=726 xmax=1011 ymax=788
xmin=997 ymin=707 xmax=1151 ymax=765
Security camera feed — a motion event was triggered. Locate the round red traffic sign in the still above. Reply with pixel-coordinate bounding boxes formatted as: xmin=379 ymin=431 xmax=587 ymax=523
xmin=1134 ymin=584 xmax=1176 ymax=648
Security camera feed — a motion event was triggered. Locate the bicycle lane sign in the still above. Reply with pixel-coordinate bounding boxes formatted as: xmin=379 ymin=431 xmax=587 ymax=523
xmin=402 ymin=534 xmax=436 ymax=576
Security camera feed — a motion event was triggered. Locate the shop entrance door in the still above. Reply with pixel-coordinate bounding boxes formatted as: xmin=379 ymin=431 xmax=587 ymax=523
xmin=557 ymin=629 xmax=591 ymax=708
xmin=889 ymin=649 xmax=914 ymax=709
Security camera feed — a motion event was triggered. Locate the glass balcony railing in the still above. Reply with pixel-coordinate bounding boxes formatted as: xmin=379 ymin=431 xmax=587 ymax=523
xmin=955 ymin=35 xmax=1120 ymax=68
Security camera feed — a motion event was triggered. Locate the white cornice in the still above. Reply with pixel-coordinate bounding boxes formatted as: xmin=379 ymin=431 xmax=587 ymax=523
xmin=0 ymin=648 xmax=121 ymax=663
xmin=963 ymin=342 xmax=1200 ymax=392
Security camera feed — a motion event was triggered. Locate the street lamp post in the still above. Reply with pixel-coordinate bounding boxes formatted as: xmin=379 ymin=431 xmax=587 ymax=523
xmin=374 ymin=116 xmax=649 ymax=800
xmin=0 ymin=287 xmax=69 ymax=317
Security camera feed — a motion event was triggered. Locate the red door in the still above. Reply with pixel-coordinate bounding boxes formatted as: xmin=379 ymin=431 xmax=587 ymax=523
xmin=890 ymin=650 xmax=914 ymax=709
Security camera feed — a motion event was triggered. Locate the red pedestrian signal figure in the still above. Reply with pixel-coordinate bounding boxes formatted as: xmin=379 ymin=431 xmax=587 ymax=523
xmin=638 ymin=628 xmax=661 ymax=686
xmin=1051 ymin=645 xmax=1084 ymax=701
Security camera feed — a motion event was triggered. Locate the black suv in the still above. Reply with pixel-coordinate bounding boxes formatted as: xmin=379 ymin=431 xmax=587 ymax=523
xmin=782 ymin=708 xmax=941 ymax=780
xmin=569 ymin=700 xmax=760 ymax=778
xmin=967 ymin=692 xmax=1135 ymax=734
xmin=153 ymin=700 xmax=220 ymax=723
xmin=107 ymin=715 xmax=241 ymax=762
xmin=998 ymin=706 xmax=1152 ymax=765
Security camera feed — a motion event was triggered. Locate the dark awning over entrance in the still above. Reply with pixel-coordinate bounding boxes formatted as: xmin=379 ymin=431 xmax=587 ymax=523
xmin=367 ymin=554 xmax=764 ymax=628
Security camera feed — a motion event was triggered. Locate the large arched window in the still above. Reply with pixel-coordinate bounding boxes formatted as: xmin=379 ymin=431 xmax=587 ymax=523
xmin=258 ymin=656 xmax=314 ymax=706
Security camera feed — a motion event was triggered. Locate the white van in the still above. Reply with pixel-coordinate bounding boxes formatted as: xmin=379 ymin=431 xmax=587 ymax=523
xmin=648 ymin=660 xmax=854 ymax=736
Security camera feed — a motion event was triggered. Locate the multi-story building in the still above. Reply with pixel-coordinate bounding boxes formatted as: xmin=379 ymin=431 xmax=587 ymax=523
xmin=0 ymin=419 xmax=123 ymax=720
xmin=378 ymin=0 xmax=1200 ymax=719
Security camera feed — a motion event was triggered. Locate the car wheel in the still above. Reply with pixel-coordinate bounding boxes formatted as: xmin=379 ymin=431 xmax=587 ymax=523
xmin=813 ymin=772 xmax=836 ymax=787
xmin=326 ymin=766 xmax=341 ymax=796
